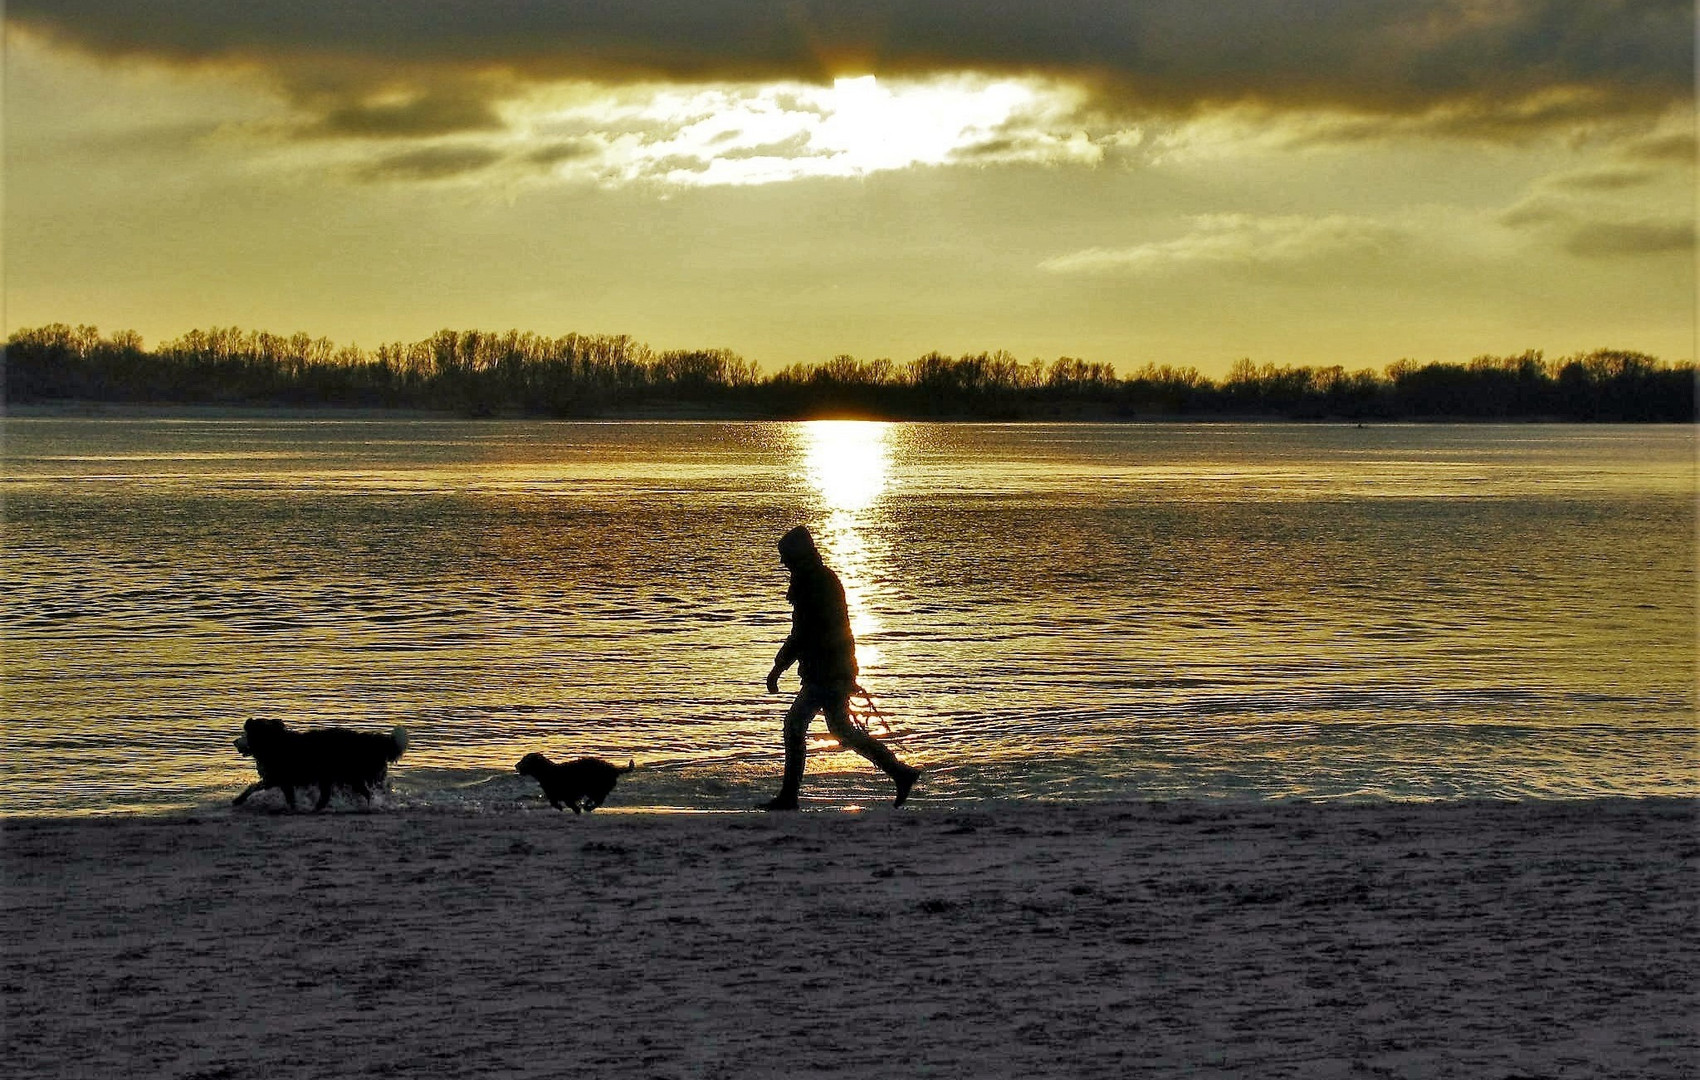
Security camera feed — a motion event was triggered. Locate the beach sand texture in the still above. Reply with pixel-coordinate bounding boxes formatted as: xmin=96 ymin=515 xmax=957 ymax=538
xmin=5 ymin=799 xmax=1695 ymax=1079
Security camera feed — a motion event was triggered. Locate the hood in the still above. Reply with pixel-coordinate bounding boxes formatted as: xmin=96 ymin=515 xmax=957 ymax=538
xmin=778 ymin=525 xmax=822 ymax=568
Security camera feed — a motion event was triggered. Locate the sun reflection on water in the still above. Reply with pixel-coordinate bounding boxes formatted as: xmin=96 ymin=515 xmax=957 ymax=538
xmin=4 ymin=419 xmax=1696 ymax=812
xmin=798 ymin=421 xmax=897 ymax=671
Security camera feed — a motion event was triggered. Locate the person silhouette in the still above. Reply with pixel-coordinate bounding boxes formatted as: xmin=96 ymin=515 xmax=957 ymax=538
xmin=762 ymin=525 xmax=920 ymax=810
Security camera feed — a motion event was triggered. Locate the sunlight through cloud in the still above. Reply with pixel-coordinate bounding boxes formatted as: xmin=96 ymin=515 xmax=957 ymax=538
xmin=513 ymin=74 xmax=1100 ymax=187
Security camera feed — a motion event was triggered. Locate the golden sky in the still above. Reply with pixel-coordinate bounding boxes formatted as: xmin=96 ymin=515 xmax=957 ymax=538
xmin=5 ymin=1 xmax=1694 ymax=375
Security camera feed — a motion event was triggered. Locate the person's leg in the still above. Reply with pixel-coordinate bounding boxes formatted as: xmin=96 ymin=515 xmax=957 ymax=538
xmin=823 ymin=695 xmax=921 ymax=806
xmin=765 ymin=689 xmax=818 ymax=810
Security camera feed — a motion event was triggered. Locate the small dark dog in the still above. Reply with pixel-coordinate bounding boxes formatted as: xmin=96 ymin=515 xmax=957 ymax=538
xmin=233 ymin=717 xmax=408 ymax=811
xmin=515 ymin=753 xmax=634 ymax=813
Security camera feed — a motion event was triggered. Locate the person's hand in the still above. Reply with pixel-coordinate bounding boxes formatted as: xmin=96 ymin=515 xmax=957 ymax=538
xmin=766 ymin=670 xmax=781 ymax=694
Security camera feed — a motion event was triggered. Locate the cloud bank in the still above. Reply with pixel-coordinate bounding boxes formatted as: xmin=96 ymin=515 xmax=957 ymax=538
xmin=1501 ymin=196 xmax=1696 ymax=258
xmin=11 ymin=0 xmax=1692 ymax=130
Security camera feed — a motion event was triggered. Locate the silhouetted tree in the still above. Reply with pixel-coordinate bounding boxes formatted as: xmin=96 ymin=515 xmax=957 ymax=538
xmin=5 ymin=325 xmax=1692 ymax=421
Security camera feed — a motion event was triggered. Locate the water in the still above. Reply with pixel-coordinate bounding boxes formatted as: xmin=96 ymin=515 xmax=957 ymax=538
xmin=3 ymin=415 xmax=1694 ymax=815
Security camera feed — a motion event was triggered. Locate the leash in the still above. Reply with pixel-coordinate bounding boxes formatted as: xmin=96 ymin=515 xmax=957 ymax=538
xmin=847 ymin=684 xmax=895 ymax=737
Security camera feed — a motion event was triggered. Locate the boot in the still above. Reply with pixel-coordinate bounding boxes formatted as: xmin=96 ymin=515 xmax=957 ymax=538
xmin=762 ymin=731 xmax=805 ymax=811
xmin=893 ymin=765 xmax=921 ymax=808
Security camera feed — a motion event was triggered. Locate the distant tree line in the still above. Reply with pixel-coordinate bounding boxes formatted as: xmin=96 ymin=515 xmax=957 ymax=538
xmin=5 ymin=323 xmax=1693 ymax=421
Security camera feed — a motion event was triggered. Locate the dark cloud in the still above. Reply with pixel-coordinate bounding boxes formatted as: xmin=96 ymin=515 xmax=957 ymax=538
xmin=9 ymin=0 xmax=1692 ymax=128
xmin=1564 ymin=219 xmax=1695 ymax=257
xmin=307 ymin=90 xmax=504 ymax=139
xmin=1501 ymin=190 xmax=1695 ymax=257
xmin=351 ymin=144 xmax=504 ymax=181
xmin=526 ymin=139 xmax=600 ymax=166
xmin=1547 ymin=167 xmax=1659 ymax=191
xmin=1621 ymin=130 xmax=1699 ymax=163
xmin=956 ymin=136 xmax=1023 ymax=160
xmin=1281 ymin=89 xmax=1678 ymax=145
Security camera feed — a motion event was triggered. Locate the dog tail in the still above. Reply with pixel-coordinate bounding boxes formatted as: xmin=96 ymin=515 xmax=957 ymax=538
xmin=389 ymin=726 xmax=409 ymax=760
xmin=622 ymin=759 xmax=635 ymax=773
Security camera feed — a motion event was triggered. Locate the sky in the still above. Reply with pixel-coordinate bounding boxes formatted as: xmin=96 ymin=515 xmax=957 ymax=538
xmin=5 ymin=0 xmax=1695 ymax=376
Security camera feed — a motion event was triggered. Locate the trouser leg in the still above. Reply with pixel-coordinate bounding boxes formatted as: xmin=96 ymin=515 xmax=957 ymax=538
xmin=823 ymin=695 xmax=908 ymax=778
xmin=776 ymin=690 xmax=817 ymax=800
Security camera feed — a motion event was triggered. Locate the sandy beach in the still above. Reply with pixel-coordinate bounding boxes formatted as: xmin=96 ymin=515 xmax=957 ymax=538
xmin=5 ymin=799 xmax=1695 ymax=1079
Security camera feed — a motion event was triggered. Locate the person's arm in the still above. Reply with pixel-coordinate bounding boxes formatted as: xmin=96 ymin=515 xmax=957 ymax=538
xmin=767 ymin=638 xmax=797 ymax=693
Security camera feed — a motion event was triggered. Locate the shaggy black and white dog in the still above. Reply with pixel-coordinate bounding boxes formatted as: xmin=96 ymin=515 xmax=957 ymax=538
xmin=233 ymin=717 xmax=408 ymax=811
xmin=515 ymin=753 xmax=633 ymax=813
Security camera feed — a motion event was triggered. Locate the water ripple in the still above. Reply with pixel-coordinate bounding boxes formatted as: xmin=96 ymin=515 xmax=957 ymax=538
xmin=3 ymin=419 xmax=1693 ymax=813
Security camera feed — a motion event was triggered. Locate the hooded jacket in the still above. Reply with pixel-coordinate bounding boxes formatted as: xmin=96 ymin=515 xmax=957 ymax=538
xmin=775 ymin=526 xmax=859 ymax=690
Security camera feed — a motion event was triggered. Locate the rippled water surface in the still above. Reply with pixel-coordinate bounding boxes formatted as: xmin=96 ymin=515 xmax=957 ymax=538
xmin=3 ymin=415 xmax=1694 ymax=813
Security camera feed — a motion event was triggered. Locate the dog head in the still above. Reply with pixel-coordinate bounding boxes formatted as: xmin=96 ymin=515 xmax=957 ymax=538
xmin=237 ymin=717 xmax=289 ymax=757
xmin=515 ymin=752 xmax=553 ymax=778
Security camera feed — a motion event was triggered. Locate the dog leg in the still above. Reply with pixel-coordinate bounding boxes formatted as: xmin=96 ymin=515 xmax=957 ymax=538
xmin=232 ymin=781 xmax=269 ymax=806
xmin=282 ymin=785 xmax=298 ymax=811
xmin=313 ymin=784 xmax=334 ymax=812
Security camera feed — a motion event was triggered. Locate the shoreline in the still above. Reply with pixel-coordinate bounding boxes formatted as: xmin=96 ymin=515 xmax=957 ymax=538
xmin=5 ymin=399 xmax=1674 ymax=424
xmin=7 ymin=797 xmax=1694 ymax=1078
xmin=3 ymin=790 xmax=1696 ymax=820
xmin=6 ymin=788 xmax=1697 ymax=822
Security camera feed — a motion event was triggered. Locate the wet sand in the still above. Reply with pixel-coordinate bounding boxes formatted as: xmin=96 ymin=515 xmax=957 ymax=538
xmin=4 ymin=799 xmax=1695 ymax=1079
